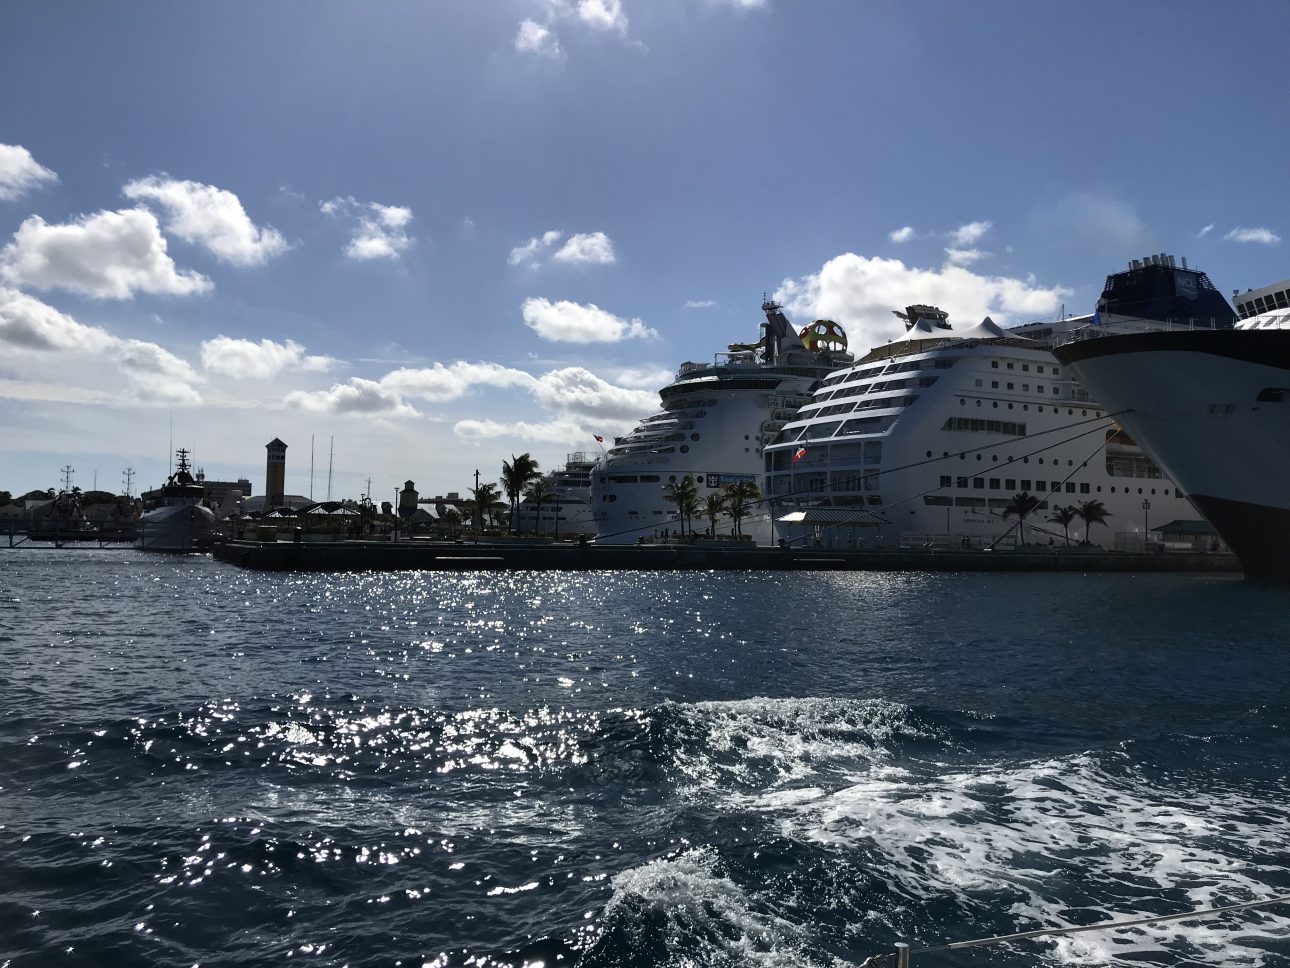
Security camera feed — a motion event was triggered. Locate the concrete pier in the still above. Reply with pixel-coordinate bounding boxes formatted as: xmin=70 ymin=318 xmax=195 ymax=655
xmin=211 ymin=538 xmax=1242 ymax=574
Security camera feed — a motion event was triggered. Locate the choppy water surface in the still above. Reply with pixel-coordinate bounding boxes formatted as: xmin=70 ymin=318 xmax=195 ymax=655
xmin=2 ymin=552 xmax=1289 ymax=967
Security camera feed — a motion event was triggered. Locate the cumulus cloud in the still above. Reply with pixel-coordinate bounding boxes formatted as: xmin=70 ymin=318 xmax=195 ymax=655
xmin=1224 ymin=227 xmax=1281 ymax=245
xmin=285 ymin=378 xmax=417 ymax=416
xmin=0 ymin=287 xmax=114 ymax=352
xmin=123 ymin=176 xmax=288 ymax=266
xmin=951 ymin=220 xmax=992 ymax=246
xmin=521 ymin=297 xmax=656 ymax=342
xmin=321 ymin=196 xmax=414 ymax=261
xmin=569 ymin=0 xmax=627 ymax=33
xmin=1196 ymin=223 xmax=1215 ymax=239
xmin=532 ymin=366 xmax=658 ymax=419
xmin=888 ymin=226 xmax=916 ymax=244
xmin=0 ymin=144 xmax=58 ymax=201
xmin=201 ymin=336 xmax=337 ymax=379
xmin=944 ymin=247 xmax=988 ymax=266
xmin=553 ymin=231 xmax=616 ymax=265
xmin=509 ymin=230 xmax=563 ymax=266
xmin=515 ymin=19 xmax=562 ymax=57
xmin=454 ymin=416 xmax=588 ymax=445
xmin=379 ymin=361 xmax=537 ymax=401
xmin=773 ymin=252 xmax=1071 ymax=351
xmin=0 ymin=209 xmax=212 ymax=299
xmin=0 ymin=287 xmax=202 ymax=403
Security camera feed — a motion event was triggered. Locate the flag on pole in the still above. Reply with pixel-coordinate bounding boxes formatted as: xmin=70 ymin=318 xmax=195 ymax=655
xmin=792 ymin=446 xmax=807 ymax=463
xmin=594 ymin=434 xmax=604 ymax=443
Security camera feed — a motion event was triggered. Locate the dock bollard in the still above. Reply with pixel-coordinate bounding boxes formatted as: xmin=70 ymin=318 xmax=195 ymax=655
xmin=896 ymin=942 xmax=910 ymax=967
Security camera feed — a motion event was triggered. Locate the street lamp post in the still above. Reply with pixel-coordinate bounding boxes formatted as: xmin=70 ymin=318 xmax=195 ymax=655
xmin=1142 ymin=499 xmax=1151 ymax=549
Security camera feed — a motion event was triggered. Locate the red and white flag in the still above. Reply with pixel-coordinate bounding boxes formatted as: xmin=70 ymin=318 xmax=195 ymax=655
xmin=792 ymin=447 xmax=807 ymax=463
xmin=593 ymin=434 xmax=605 ymax=444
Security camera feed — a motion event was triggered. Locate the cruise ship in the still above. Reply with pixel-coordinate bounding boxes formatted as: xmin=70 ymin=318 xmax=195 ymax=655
xmin=514 ymin=451 xmax=597 ymax=537
xmin=764 ymin=256 xmax=1234 ymax=551
xmin=1055 ymin=273 xmax=1289 ymax=579
xmin=592 ymin=301 xmax=854 ymax=544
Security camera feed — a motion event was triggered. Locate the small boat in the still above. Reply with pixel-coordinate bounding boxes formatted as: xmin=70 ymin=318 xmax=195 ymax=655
xmin=135 ymin=449 xmax=216 ymax=552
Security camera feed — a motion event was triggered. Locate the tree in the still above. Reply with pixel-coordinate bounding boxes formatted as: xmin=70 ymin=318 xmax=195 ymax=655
xmin=1076 ymin=499 xmax=1111 ymax=545
xmin=501 ymin=454 xmax=541 ymax=534
xmin=524 ymin=477 xmax=551 ymax=534
xmin=662 ymin=475 xmax=699 ymax=537
xmin=469 ymin=482 xmax=501 ymax=534
xmin=1047 ymin=504 xmax=1078 ymax=546
xmin=0 ymin=491 xmax=11 ymax=507
xmin=1000 ymin=491 xmax=1042 ymax=546
xmin=723 ymin=480 xmax=761 ymax=537
xmin=703 ymin=492 xmax=727 ymax=537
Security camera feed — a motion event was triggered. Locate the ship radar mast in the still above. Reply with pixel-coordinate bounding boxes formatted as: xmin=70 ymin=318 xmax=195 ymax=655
xmin=892 ymin=305 xmax=951 ymax=331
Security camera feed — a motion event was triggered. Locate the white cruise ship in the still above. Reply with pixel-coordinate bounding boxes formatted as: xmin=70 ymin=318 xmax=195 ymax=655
xmin=764 ymin=256 xmax=1234 ymax=551
xmin=514 ymin=452 xmax=597 ymax=537
xmin=1055 ymin=274 xmax=1289 ymax=579
xmin=592 ymin=301 xmax=854 ymax=544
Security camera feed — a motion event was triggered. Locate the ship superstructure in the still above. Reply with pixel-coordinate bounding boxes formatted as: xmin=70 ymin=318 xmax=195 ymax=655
xmin=136 ymin=449 xmax=217 ymax=552
xmin=765 ymin=256 xmax=1231 ymax=551
xmin=592 ymin=301 xmax=853 ymax=544
xmin=514 ymin=451 xmax=597 ymax=537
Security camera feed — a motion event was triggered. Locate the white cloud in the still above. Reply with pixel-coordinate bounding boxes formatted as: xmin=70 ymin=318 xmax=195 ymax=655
xmin=1041 ymin=193 xmax=1149 ymax=250
xmin=285 ymin=378 xmax=417 ymax=416
xmin=515 ymin=19 xmax=562 ymax=58
xmin=0 ymin=287 xmax=114 ymax=352
xmin=552 ymin=231 xmax=616 ymax=265
xmin=454 ymin=416 xmax=587 ymax=445
xmin=1196 ymin=223 xmax=1215 ymax=239
xmin=684 ymin=299 xmax=716 ymax=309
xmin=773 ymin=252 xmax=1071 ymax=351
xmin=714 ymin=0 xmax=768 ymax=7
xmin=572 ymin=0 xmax=627 ymax=33
xmin=320 ymin=196 xmax=415 ymax=261
xmin=509 ymin=230 xmax=563 ymax=266
xmin=0 ymin=144 xmax=58 ymax=201
xmin=201 ymin=336 xmax=337 ymax=379
xmin=1224 ymin=227 xmax=1281 ymax=245
xmin=0 ymin=287 xmax=202 ymax=403
xmin=123 ymin=176 xmax=288 ymax=266
xmin=612 ymin=365 xmax=674 ymax=388
xmin=379 ymin=361 xmax=537 ymax=401
xmin=888 ymin=226 xmax=915 ymax=244
xmin=521 ymin=297 xmax=657 ymax=342
xmin=532 ymin=366 xmax=658 ymax=419
xmin=0 ymin=209 xmax=212 ymax=299
xmin=944 ymin=247 xmax=988 ymax=266
xmin=951 ymin=220 xmax=992 ymax=246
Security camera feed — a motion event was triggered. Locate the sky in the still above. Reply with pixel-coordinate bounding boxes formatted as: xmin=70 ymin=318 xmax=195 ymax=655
xmin=2 ymin=0 xmax=1287 ymax=501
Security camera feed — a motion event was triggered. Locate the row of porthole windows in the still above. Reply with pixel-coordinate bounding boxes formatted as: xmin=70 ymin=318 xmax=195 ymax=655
xmin=991 ymin=360 xmax=1058 ymax=375
xmin=926 ymin=449 xmax=1091 ymax=467
xmin=960 ymin=397 xmax=1096 ymax=417
xmin=936 ymin=473 xmax=1170 ymax=497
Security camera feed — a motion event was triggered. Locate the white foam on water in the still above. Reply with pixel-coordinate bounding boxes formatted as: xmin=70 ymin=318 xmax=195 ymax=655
xmin=601 ymin=846 xmax=820 ymax=968
xmin=663 ymin=697 xmax=1290 ymax=965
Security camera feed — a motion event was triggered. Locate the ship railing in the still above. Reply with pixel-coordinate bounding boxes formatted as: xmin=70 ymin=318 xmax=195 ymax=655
xmin=858 ymin=893 xmax=1290 ymax=967
xmin=1053 ymin=315 xmax=1236 ymax=347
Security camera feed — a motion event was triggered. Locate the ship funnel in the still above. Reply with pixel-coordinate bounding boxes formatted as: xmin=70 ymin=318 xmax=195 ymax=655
xmin=1182 ymin=256 xmax=1188 ymax=269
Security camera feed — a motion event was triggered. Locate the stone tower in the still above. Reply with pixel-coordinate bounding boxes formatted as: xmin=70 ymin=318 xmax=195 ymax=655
xmin=265 ymin=438 xmax=287 ymax=508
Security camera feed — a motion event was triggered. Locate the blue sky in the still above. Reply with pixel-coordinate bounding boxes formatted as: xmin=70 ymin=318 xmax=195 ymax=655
xmin=2 ymin=0 xmax=1286 ymax=500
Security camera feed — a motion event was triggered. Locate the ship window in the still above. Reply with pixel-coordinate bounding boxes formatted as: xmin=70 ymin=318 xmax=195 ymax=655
xmin=991 ymin=361 xmax=999 ymax=368
xmin=1080 ymin=483 xmax=1090 ymax=493
xmin=974 ymin=379 xmax=983 ymax=387
xmin=940 ymin=475 xmax=952 ymax=487
xmin=1022 ymin=384 xmax=1030 ymax=392
xmin=680 ymin=445 xmax=690 ymax=453
xmin=1006 ymin=362 xmax=1014 ymax=370
xmin=956 ymin=477 xmax=968 ymax=488
xmin=973 ymin=478 xmax=984 ymax=489
xmin=1005 ymin=479 xmax=1016 ymax=489
xmin=1065 ymin=483 xmax=1076 ymax=493
xmin=924 ymin=496 xmax=952 ymax=506
xmin=1022 ymin=364 xmax=1029 ymax=372
xmin=1020 ymin=479 xmax=1031 ymax=490
xmin=1007 ymin=383 xmax=1014 ymax=390
xmin=989 ymin=478 xmax=1000 ymax=489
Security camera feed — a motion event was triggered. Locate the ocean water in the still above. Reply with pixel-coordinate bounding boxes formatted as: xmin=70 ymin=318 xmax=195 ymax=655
xmin=2 ymin=551 xmax=1289 ymax=968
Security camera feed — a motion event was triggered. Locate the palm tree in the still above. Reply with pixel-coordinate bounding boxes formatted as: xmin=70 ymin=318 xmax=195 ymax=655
xmin=524 ymin=477 xmax=551 ymax=535
xmin=1047 ymin=504 xmax=1078 ymax=546
xmin=662 ymin=475 xmax=699 ymax=536
xmin=703 ymin=492 xmax=727 ymax=537
xmin=501 ymin=454 xmax=541 ymax=534
xmin=1000 ymin=491 xmax=1042 ymax=546
xmin=723 ymin=480 xmax=761 ymax=537
xmin=469 ymin=482 xmax=501 ymax=534
xmin=1075 ymin=499 xmax=1111 ymax=545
